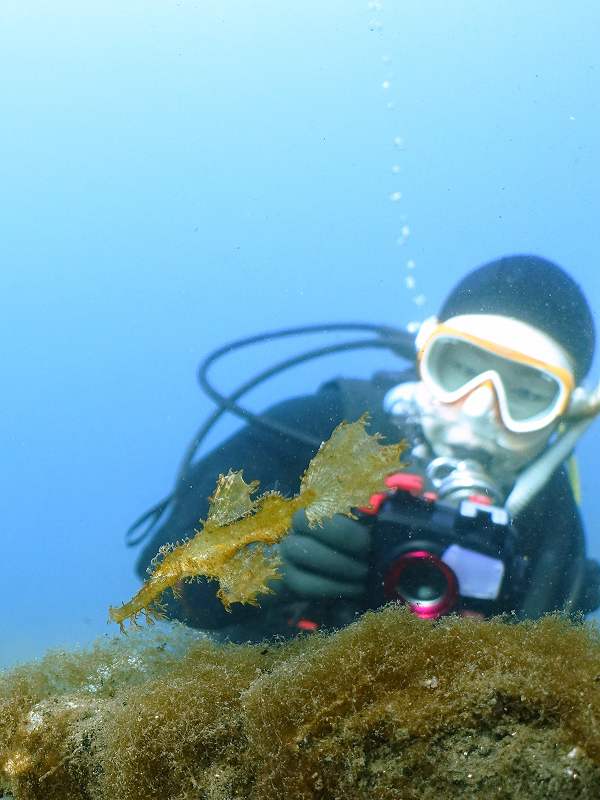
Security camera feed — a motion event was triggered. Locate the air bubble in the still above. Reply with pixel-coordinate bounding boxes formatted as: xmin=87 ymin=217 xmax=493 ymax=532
xmin=407 ymin=320 xmax=421 ymax=334
xmin=391 ymin=164 xmax=401 ymax=174
xmin=382 ymin=80 xmax=391 ymax=90
xmin=401 ymin=224 xmax=410 ymax=237
xmin=413 ymin=294 xmax=426 ymax=307
xmin=405 ymin=275 xmax=415 ymax=290
xmin=390 ymin=191 xmax=402 ymax=202
xmin=369 ymin=19 xmax=383 ymax=31
xmin=393 ymin=136 xmax=405 ymax=148
xmin=406 ymin=259 xmax=416 ymax=269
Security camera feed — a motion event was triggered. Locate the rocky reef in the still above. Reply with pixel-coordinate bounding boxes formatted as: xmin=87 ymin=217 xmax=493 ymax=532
xmin=2 ymin=605 xmax=600 ymax=799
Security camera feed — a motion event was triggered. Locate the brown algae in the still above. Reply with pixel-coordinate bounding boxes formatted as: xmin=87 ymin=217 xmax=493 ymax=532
xmin=3 ymin=608 xmax=600 ymax=799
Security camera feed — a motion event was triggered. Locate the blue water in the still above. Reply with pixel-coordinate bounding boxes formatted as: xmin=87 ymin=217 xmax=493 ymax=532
xmin=1 ymin=1 xmax=599 ymax=668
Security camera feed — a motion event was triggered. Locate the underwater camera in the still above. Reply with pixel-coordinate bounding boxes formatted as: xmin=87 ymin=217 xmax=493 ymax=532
xmin=361 ymin=474 xmax=528 ymax=619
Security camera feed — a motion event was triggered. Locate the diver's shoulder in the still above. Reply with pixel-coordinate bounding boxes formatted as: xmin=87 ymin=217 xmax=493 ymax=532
xmin=318 ymin=367 xmax=417 ymax=402
xmin=316 ymin=368 xmax=417 ymax=434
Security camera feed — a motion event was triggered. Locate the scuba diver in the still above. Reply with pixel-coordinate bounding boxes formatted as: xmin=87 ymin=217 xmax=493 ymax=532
xmin=127 ymin=254 xmax=600 ymax=641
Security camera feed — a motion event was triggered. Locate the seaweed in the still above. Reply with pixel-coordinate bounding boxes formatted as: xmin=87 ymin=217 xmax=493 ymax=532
xmin=109 ymin=415 xmax=406 ymax=627
xmin=3 ymin=609 xmax=600 ymax=799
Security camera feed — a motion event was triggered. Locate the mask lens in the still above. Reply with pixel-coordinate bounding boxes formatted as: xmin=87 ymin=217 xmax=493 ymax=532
xmin=502 ymin=363 xmax=560 ymax=421
xmin=425 ymin=338 xmax=489 ymax=392
xmin=423 ymin=336 xmax=563 ymax=422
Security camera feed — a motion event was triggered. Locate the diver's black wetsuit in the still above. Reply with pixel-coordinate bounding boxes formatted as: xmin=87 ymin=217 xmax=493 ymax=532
xmin=135 ymin=372 xmax=589 ymax=642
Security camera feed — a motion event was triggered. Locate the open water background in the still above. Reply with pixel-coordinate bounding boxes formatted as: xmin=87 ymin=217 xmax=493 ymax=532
xmin=1 ymin=1 xmax=599 ymax=668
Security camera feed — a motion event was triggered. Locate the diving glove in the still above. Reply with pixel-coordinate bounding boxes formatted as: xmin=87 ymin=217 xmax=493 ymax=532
xmin=279 ymin=509 xmax=371 ymax=599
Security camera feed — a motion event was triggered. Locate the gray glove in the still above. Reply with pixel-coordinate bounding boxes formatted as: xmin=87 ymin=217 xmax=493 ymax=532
xmin=279 ymin=509 xmax=371 ymax=599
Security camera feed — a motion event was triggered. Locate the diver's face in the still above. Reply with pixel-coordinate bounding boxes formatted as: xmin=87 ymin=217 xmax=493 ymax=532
xmin=414 ymin=314 xmax=576 ymax=476
xmin=414 ymin=380 xmax=555 ymax=473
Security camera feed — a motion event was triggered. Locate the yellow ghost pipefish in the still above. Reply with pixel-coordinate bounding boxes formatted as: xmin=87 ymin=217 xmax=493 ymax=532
xmin=109 ymin=415 xmax=405 ymax=629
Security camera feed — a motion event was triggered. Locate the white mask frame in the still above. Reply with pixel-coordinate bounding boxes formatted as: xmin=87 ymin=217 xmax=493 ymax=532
xmin=416 ymin=318 xmax=575 ymax=434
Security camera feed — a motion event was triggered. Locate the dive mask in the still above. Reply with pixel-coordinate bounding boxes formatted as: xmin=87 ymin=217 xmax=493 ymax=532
xmin=416 ymin=315 xmax=576 ymax=434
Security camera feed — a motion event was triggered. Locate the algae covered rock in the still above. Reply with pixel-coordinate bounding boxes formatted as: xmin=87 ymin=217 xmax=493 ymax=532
xmin=2 ymin=606 xmax=600 ymax=799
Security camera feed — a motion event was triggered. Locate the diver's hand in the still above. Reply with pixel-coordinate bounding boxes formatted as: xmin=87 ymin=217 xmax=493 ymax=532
xmin=279 ymin=510 xmax=370 ymax=599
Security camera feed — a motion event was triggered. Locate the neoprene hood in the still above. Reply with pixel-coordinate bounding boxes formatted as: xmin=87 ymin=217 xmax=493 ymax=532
xmin=438 ymin=255 xmax=595 ymax=382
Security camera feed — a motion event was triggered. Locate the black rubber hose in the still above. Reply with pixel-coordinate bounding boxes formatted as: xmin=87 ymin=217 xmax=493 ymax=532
xmin=125 ymin=324 xmax=415 ymax=546
xmin=196 ymin=336 xmax=411 ymax=453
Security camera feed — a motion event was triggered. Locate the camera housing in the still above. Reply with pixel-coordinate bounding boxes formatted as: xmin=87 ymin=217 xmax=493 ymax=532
xmin=366 ymin=485 xmax=529 ymax=619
